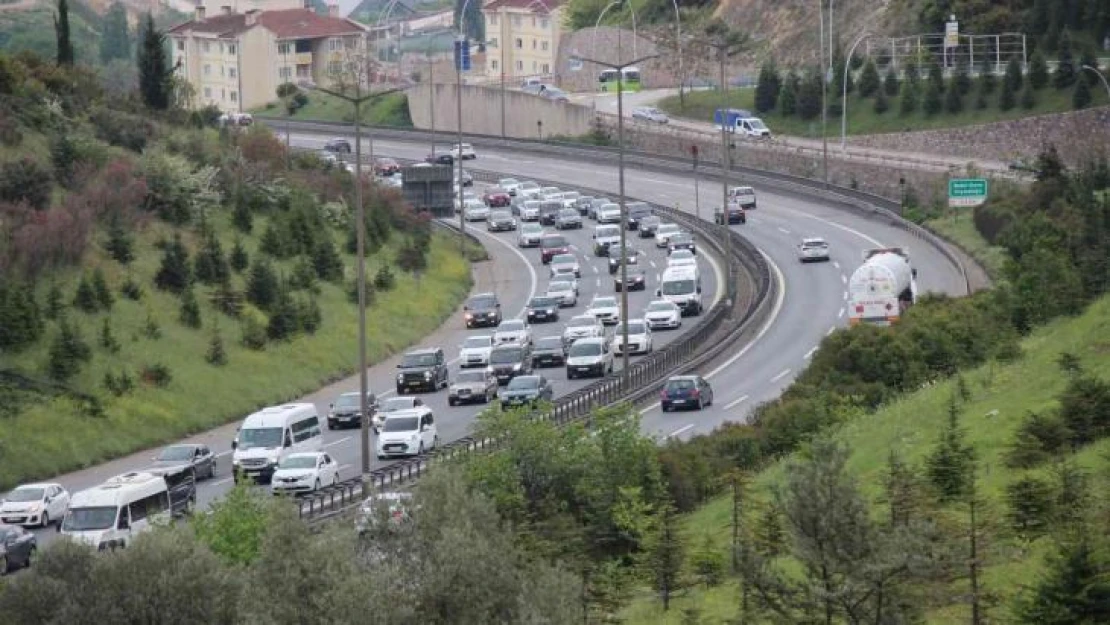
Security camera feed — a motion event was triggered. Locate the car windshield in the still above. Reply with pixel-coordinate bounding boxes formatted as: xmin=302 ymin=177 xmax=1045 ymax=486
xmin=568 ymin=317 xmax=596 ymax=328
xmin=592 ymin=298 xmax=617 ymax=308
xmin=559 ymin=209 xmax=578 ymax=218
xmin=491 ymin=211 xmax=511 ymax=220
xmin=238 ymin=427 xmax=283 ymax=450
xmin=662 ymin=280 xmax=696 ymax=295
xmin=490 ymin=348 xmax=523 ymax=364
xmin=500 ymin=178 xmax=518 ymax=186
xmin=563 ymin=192 xmax=581 ymax=200
xmin=666 ymin=379 xmax=696 ymax=391
xmin=749 ymin=120 xmax=768 ymax=130
xmin=671 ymin=234 xmax=693 ymax=244
xmin=507 ymin=376 xmax=540 ymax=390
xmin=536 ymin=337 xmax=563 ymax=350
xmin=522 ymin=224 xmax=543 ymax=233
xmin=647 ymin=301 xmax=677 ymax=312
xmin=379 ymin=398 xmax=415 ymax=412
xmin=529 ymin=297 xmax=558 ymax=308
xmin=596 ymin=227 xmax=620 ymax=237
xmin=541 ymin=236 xmax=568 ymax=248
xmin=383 ymin=417 xmax=418 ymax=433
xmin=463 ymin=337 xmax=491 ymax=349
xmin=657 ymin=224 xmax=679 ymax=234
xmin=549 ymin=282 xmax=572 ymax=293
xmin=520 ymin=182 xmax=539 ymax=190
xmin=456 ymin=371 xmax=488 ymax=383
xmin=62 ymin=506 xmax=118 ymax=531
xmin=499 ymin=320 xmax=524 ymax=332
xmin=156 ymin=446 xmax=194 ymax=461
xmin=670 ymin=250 xmax=694 ymax=260
xmin=336 ymin=394 xmax=364 ymax=408
xmin=6 ymin=486 xmax=44 ymax=502
xmin=641 ymin=216 xmax=660 ymax=226
xmin=568 ymin=341 xmax=602 ymax=357
xmin=468 ymin=295 xmax=498 ymax=309
xmin=625 ymin=321 xmax=647 ymax=334
xmin=278 ymin=456 xmax=317 ymax=469
xmin=401 ymin=353 xmax=438 ymax=367
xmin=803 ymin=240 xmax=827 ymax=248
xmin=552 ymin=254 xmax=575 ymax=265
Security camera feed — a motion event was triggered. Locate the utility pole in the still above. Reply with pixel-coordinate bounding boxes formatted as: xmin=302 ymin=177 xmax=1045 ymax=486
xmin=819 ymin=0 xmax=829 ymax=187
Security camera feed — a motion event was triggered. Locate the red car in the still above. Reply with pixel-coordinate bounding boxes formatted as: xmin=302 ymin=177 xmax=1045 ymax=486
xmin=375 ymin=158 xmax=401 ymax=176
xmin=483 ymin=189 xmax=511 ymax=207
xmin=539 ymin=234 xmax=570 ymax=264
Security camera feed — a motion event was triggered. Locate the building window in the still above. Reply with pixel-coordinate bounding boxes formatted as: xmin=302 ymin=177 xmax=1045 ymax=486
xmin=531 ymin=17 xmax=536 ymax=27
xmin=532 ymin=39 xmax=536 ymax=49
xmin=488 ymin=37 xmax=498 ymax=48
xmin=279 ymin=66 xmax=291 ymax=80
xmin=230 ymin=91 xmax=237 ymax=103
xmin=329 ymin=38 xmax=341 ymax=51
xmin=328 ymin=60 xmax=342 ymax=75
xmin=488 ymin=14 xmax=498 ymax=25
xmin=278 ymin=42 xmax=291 ymax=55
xmin=176 ymin=40 xmax=184 ymax=51
xmin=220 ymin=65 xmax=225 ymax=76
xmin=228 ymin=44 xmax=236 ymax=55
xmin=229 ymin=67 xmax=237 ymax=78
xmin=204 ymin=64 xmax=211 ymax=75
xmin=540 ymin=17 xmax=549 ymax=29
xmin=516 ymin=60 xmax=523 ymax=71
xmin=221 ymin=88 xmax=226 ymax=100
xmin=203 ymin=42 xmax=210 ymax=53
xmin=515 ymin=38 xmax=522 ymax=49
xmin=512 ymin=15 xmax=521 ymax=27
xmin=532 ymin=60 xmax=537 ymax=71
xmin=541 ymin=41 xmax=548 ymax=51
xmin=219 ymin=43 xmax=224 ymax=54
xmin=204 ymin=87 xmax=211 ymax=98
xmin=491 ymin=59 xmax=498 ymax=70
xmin=542 ymin=63 xmax=550 ymax=73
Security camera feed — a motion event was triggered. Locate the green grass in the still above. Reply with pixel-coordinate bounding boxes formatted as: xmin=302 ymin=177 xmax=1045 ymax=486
xmin=621 ymin=294 xmax=1110 ymax=623
xmin=924 ymin=211 xmax=1009 ymax=280
xmin=0 ymin=212 xmax=472 ymax=489
xmin=252 ymin=91 xmax=413 ymax=128
xmin=657 ymin=85 xmax=1109 ymax=138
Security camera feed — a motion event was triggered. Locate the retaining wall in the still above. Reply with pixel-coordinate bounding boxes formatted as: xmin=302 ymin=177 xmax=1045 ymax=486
xmin=407 ymin=83 xmax=594 ymax=138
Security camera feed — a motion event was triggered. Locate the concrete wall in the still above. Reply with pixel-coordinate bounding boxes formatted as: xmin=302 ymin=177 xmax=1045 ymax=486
xmin=407 ymin=83 xmax=594 ymax=138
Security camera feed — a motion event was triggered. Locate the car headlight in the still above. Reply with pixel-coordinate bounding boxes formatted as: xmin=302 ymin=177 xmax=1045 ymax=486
xmin=397 ymin=373 xmax=404 ymax=382
xmin=512 ymin=363 xmax=521 ymax=370
xmin=546 ymin=308 xmax=555 ymax=314
xmin=232 ymin=458 xmax=241 ymax=466
xmin=423 ymin=371 xmax=432 ymax=379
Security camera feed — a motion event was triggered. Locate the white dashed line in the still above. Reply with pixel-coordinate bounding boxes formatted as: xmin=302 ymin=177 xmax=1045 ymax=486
xmin=777 ymin=227 xmax=791 ymax=235
xmin=805 ymin=346 xmax=818 ymax=359
xmin=570 ymin=244 xmax=579 ymax=252
xmin=324 ymin=436 xmax=351 ymax=448
xmin=840 ymin=274 xmax=848 ymax=284
xmin=827 ymin=326 xmax=836 ymax=336
xmin=212 ymin=477 xmax=232 ymax=487
xmin=215 ymin=451 xmax=232 ymax=458
xmin=724 ymin=394 xmax=749 ymax=410
xmin=649 ymin=260 xmax=657 ymax=269
xmin=770 ymin=368 xmax=792 ymax=383
xmin=843 ymin=291 xmax=848 ymax=300
xmin=838 ymin=307 xmax=845 ymax=318
xmin=595 ymin=277 xmax=601 ymax=288
xmin=590 ymin=264 xmax=599 ymax=274
xmin=668 ymin=424 xmax=695 ymax=438
xmin=832 ymin=261 xmax=840 ymax=269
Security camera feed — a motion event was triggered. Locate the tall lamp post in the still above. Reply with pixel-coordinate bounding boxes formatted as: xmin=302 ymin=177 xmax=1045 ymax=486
xmin=840 ymin=31 xmax=871 ymax=151
xmin=300 ymin=76 xmax=405 ymax=478
xmin=1081 ymin=64 xmax=1110 ymax=99
xmin=818 ymin=0 xmax=830 ymax=187
xmin=573 ymin=34 xmax=659 ymax=387
xmin=706 ymin=27 xmax=745 ymax=306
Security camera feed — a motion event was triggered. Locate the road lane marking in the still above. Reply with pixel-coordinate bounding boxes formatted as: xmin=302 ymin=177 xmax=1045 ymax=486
xmin=843 ymin=291 xmax=848 ymax=300
xmin=841 ymin=274 xmax=847 ymax=284
xmin=838 ymin=307 xmax=844 ymax=318
xmin=668 ymin=424 xmax=695 ymax=438
xmin=770 ymin=368 xmax=792 ymax=383
xmin=827 ymin=326 xmax=836 ymax=336
xmin=805 ymin=346 xmax=818 ymax=359
xmin=724 ymin=394 xmax=749 ymax=410
xmin=649 ymin=260 xmax=656 ymax=269
xmin=212 ymin=477 xmax=232 ymax=487
xmin=215 ymin=451 xmax=232 ymax=459
xmin=777 ymin=227 xmax=791 ymax=234
xmin=833 ymin=261 xmax=840 ymax=269
xmin=325 ymin=436 xmax=351 ymax=448
xmin=591 ymin=263 xmax=599 ymax=274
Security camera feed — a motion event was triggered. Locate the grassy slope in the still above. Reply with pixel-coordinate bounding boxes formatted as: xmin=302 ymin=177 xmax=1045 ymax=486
xmin=924 ymin=211 xmax=1009 ymax=280
xmin=251 ymin=91 xmax=413 ymax=128
xmin=621 ymin=295 xmax=1110 ymax=623
xmin=0 ymin=210 xmax=472 ymax=489
xmin=657 ymin=85 xmax=1109 ymax=138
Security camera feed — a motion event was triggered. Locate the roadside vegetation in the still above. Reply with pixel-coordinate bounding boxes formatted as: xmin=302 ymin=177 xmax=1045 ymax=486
xmin=252 ymin=89 xmax=413 ymax=128
xmin=0 ymin=49 xmax=471 ymax=489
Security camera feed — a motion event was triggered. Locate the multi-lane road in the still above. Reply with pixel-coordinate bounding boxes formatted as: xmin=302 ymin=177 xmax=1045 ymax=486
xmin=12 ymin=131 xmax=968 ymax=550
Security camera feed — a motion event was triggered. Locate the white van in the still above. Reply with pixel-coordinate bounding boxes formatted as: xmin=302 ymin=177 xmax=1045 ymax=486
xmin=657 ymin=266 xmax=703 ymax=316
xmin=60 ymin=472 xmax=171 ymax=550
xmin=232 ymin=403 xmax=323 ymax=484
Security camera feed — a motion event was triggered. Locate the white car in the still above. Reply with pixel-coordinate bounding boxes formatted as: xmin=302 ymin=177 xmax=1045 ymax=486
xmin=559 ymin=191 xmax=583 ymax=210
xmin=517 ymin=181 xmax=542 ymax=199
xmin=612 ymin=319 xmax=653 ymax=355
xmin=519 ymin=200 xmax=542 ymax=221
xmin=494 ymin=319 xmax=532 ymax=346
xmin=499 ymin=178 xmax=522 ymax=195
xmin=565 ymin=337 xmax=614 ymax=379
xmin=518 ymin=223 xmax=545 ymax=247
xmin=596 ymin=204 xmax=622 ymax=224
xmin=644 ymin=299 xmax=683 ymax=329
xmin=593 ymin=224 xmax=622 ymax=256
xmin=547 ymin=279 xmax=579 ymax=307
xmin=0 ymin=482 xmax=70 ymax=527
xmin=549 ymin=253 xmax=581 ymax=279
xmin=459 ymin=334 xmax=494 ymax=368
xmin=655 ymin=223 xmax=682 ymax=247
xmin=587 ymin=296 xmax=622 ymax=325
xmin=464 ymin=201 xmax=489 ymax=221
xmin=270 ymin=452 xmax=340 ymax=495
xmin=539 ymin=187 xmax=561 ymax=200
xmin=376 ymin=410 xmax=438 ymax=459
xmin=562 ymin=314 xmax=605 ymax=347
xmin=667 ymin=248 xmax=698 ymax=270
xmin=632 ymin=106 xmax=669 ymax=123
xmin=372 ymin=396 xmax=427 ymax=434
xmin=451 ymin=143 xmax=477 ymax=160
xmin=799 ymin=237 xmax=831 ymax=262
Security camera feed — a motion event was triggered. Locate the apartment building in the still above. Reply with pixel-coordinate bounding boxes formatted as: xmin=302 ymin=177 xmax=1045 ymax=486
xmin=482 ymin=0 xmax=563 ymax=82
xmin=168 ymin=2 xmax=368 ymax=111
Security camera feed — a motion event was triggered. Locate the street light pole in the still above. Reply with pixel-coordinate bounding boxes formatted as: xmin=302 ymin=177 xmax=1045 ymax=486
xmin=1081 ymin=64 xmax=1110 ymax=99
xmin=841 ymin=32 xmax=871 ymax=152
xmin=819 ymin=0 xmax=829 ymax=187
xmin=706 ymin=32 xmax=744 ymax=305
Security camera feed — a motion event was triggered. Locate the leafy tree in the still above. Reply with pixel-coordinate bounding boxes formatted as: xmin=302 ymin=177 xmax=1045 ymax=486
xmin=1005 ymin=476 xmax=1055 ymax=538
xmin=0 ymin=158 xmax=52 ymax=209
xmin=1004 ymin=55 xmax=1024 ymax=93
xmin=47 ymin=316 xmax=91 ymax=380
xmin=777 ymin=70 xmax=799 ymax=116
xmin=925 ymin=397 xmax=977 ymax=502
xmin=796 ymin=67 xmax=823 ymax=120
xmin=1016 ymin=537 xmax=1110 ymax=624
xmin=0 ymin=282 xmax=44 ymax=351
xmin=1028 ymin=50 xmax=1049 ymax=89
xmin=883 ymin=67 xmax=899 ymax=96
xmin=137 ymin=12 xmax=170 ymax=109
xmin=73 ymin=274 xmax=99 ymax=313
xmin=245 ymin=257 xmax=279 ymax=311
xmin=1072 ymin=76 xmax=1092 ymax=108
xmin=91 ymin=268 xmax=113 ymax=311
xmin=873 ymin=87 xmax=890 ymax=114
xmin=179 ymin=284 xmax=202 ymax=329
xmin=54 ymin=0 xmax=74 ymax=66
xmin=99 ymin=1 xmax=130 ymax=63
xmin=945 ymin=78 xmax=963 ymax=113
xmin=857 ymin=58 xmax=880 ymax=97
xmin=754 ymin=59 xmax=781 ymax=113
xmin=1021 ymin=82 xmax=1037 ymax=109
xmin=1054 ymin=29 xmax=1077 ymax=89
xmin=923 ymin=62 xmax=945 ymax=115
xmin=954 ymin=56 xmax=972 ymax=95
xmin=229 ymin=237 xmax=249 ymax=273
xmin=104 ymin=214 xmax=134 ymax=265
xmin=193 ymin=484 xmax=270 ymax=565
xmin=154 ymin=233 xmax=192 ymax=293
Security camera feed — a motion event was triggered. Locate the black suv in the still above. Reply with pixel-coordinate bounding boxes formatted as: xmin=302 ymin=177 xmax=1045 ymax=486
xmin=395 ymin=348 xmax=449 ymax=393
xmin=607 ymin=246 xmax=642 ymax=274
xmin=526 ymin=295 xmax=561 ymax=323
xmin=714 ymin=203 xmax=747 ymax=224
xmin=463 ymin=292 xmax=502 ymax=328
xmin=626 ymin=202 xmax=653 ymax=230
xmin=487 ymin=343 xmax=533 ymax=385
xmin=324 ymin=138 xmax=352 ymax=153
xmin=638 ymin=215 xmax=661 ymax=238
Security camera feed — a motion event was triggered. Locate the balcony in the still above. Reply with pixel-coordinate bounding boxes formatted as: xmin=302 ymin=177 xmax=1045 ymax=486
xmin=294 ymin=52 xmax=313 ymax=66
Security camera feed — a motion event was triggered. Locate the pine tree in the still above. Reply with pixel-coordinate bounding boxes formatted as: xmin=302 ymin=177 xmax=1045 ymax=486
xmin=297 ymin=296 xmax=322 ymax=334
xmin=777 ymin=71 xmax=799 ymax=116
xmin=194 ymin=229 xmax=229 ymax=285
xmin=205 ymin=329 xmax=228 ymax=365
xmin=73 ymin=274 xmax=99 ymax=313
xmin=923 ymin=61 xmax=945 ymax=115
xmin=373 ymin=264 xmax=396 ymax=290
xmin=99 ymin=1 xmax=130 ymax=63
xmin=154 ymin=233 xmax=192 ymax=293
xmin=54 ymin=0 xmax=74 ymax=66
xmin=1005 ymin=476 xmax=1054 ymax=539
xmin=1054 ymin=29 xmax=1077 ymax=89
xmin=883 ymin=68 xmax=900 ymax=96
xmin=945 ymin=79 xmax=963 ymax=113
xmin=1078 ymin=51 xmax=1099 ymax=87
xmin=926 ymin=397 xmax=977 ymax=502
xmin=999 ymin=77 xmax=1017 ymax=111
xmin=1017 ymin=537 xmax=1110 ymax=623
xmin=689 ymin=535 xmax=725 ymax=590
xmin=0 ymin=282 xmax=44 ymax=351
xmin=246 ymin=257 xmax=279 ymax=311
xmin=752 ymin=502 xmax=785 ymax=557
xmin=312 ymin=236 xmax=343 ymax=282
xmin=50 ymin=132 xmax=78 ymax=188
xmin=232 ymin=189 xmax=253 ymax=233
xmin=259 ymin=222 xmax=290 ymax=258
xmin=882 ymin=450 xmax=922 ymax=527
xmin=1021 ymin=82 xmax=1037 ymax=109
xmin=1004 ymin=56 xmax=1023 ymax=93
xmin=91 ymin=268 xmax=113 ymax=311
xmin=229 ymin=237 xmax=249 ymax=273
xmin=1028 ymin=50 xmax=1049 ymax=89
xmin=104 ymin=214 xmax=134 ymax=265
xmin=857 ymin=58 xmax=880 ymax=97
xmin=978 ymin=55 xmax=997 ymax=95
xmin=137 ymin=12 xmax=170 ymax=110
xmin=266 ymin=283 xmax=300 ymax=340
xmin=643 ymin=503 xmax=685 ymax=611
xmin=873 ymin=87 xmax=890 ymax=114
xmin=45 ymin=282 xmax=64 ymax=319
xmin=797 ymin=68 xmax=823 ymax=120
xmin=179 ymin=285 xmax=202 ymax=329
xmin=754 ymin=59 xmax=781 ymax=114
xmin=48 ymin=316 xmax=91 ymax=380
xmin=899 ymin=77 xmax=918 ymax=115
xmin=99 ymin=317 xmax=120 ymax=353
xmin=1072 ymin=76 xmax=1092 ymax=109
xmin=954 ymin=57 xmax=972 ymax=95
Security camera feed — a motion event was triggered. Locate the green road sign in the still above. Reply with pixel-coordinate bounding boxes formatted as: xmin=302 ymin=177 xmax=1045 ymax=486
xmin=948 ymin=178 xmax=988 ymax=208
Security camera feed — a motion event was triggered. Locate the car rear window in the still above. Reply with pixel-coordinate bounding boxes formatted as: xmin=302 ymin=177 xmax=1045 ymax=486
xmin=665 ymin=379 xmax=695 ymax=391
xmin=541 ymin=236 xmax=568 ymax=248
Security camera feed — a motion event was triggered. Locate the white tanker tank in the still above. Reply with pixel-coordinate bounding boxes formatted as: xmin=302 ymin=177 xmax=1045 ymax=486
xmin=847 ymin=248 xmax=917 ymax=326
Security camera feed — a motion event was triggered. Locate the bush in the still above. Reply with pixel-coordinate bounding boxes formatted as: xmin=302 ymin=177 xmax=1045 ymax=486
xmin=873 ymin=88 xmax=889 ymax=114
xmin=1057 ymin=375 xmax=1110 ymax=447
xmin=103 ymin=370 xmax=135 ymax=396
xmin=89 ymin=106 xmax=154 ymax=151
xmin=142 ymin=307 xmax=162 ymax=340
xmin=1005 ymin=411 xmax=1072 ymax=468
xmin=139 ymin=363 xmax=173 ymax=387
xmin=944 ymin=80 xmax=963 ymax=114
xmin=882 ymin=69 xmax=899 ymax=96
xmin=205 ymin=330 xmax=227 ymax=366
xmin=754 ymin=59 xmax=780 ymax=113
xmin=179 ymin=285 xmax=202 ymax=329
xmin=1072 ymin=78 xmax=1092 ymax=109
xmin=347 ymin=279 xmax=376 ymax=306
xmin=0 ymin=158 xmax=52 ymax=209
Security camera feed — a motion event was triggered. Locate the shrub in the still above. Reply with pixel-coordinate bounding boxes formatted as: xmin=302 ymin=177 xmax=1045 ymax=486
xmin=873 ymin=88 xmax=889 ymax=114
xmin=139 ymin=363 xmax=173 ymax=387
xmin=103 ymin=370 xmax=135 ymax=396
xmin=99 ymin=317 xmax=120 ymax=353
xmin=347 ymin=279 xmax=376 ymax=306
xmin=229 ymin=237 xmax=249 ymax=273
xmin=91 ymin=268 xmax=113 ymax=311
xmin=142 ymin=307 xmax=162 ymax=339
xmin=1021 ymin=83 xmax=1036 ymax=109
xmin=944 ymin=80 xmax=963 ymax=114
xmin=1072 ymin=78 xmax=1092 ymax=109
xmin=45 ymin=283 xmax=64 ymax=318
xmin=0 ymin=158 xmax=52 ymax=210
xmin=396 ymin=243 xmax=428 ymax=274
xmin=925 ymin=399 xmax=976 ymax=502
xmin=139 ymin=148 xmax=220 ymax=225
xmin=205 ymin=330 xmax=227 ymax=366
xmin=120 ymin=276 xmax=143 ymax=301
xmin=73 ymin=274 xmax=100 ymax=313
xmin=89 ymin=106 xmax=154 ymax=151
xmin=754 ymin=59 xmax=780 ymax=113
xmin=179 ymin=285 xmax=202 ymax=329
xmin=898 ymin=79 xmax=917 ymax=115
xmin=154 ymin=233 xmax=192 ymax=293
xmin=51 ymin=132 xmax=80 ymax=188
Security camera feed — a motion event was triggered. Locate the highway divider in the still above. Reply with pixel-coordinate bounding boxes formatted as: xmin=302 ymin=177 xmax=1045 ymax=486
xmin=291 ymin=162 xmax=776 ymax=524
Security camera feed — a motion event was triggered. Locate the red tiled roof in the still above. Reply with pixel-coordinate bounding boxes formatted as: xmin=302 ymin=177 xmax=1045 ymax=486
xmin=483 ymin=0 xmax=564 ymax=14
xmin=167 ymin=13 xmax=248 ymax=37
xmin=256 ymin=9 xmax=366 ymax=38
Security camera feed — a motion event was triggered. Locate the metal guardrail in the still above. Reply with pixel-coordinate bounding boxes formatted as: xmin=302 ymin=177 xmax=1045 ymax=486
xmin=265 ymin=117 xmax=974 ymax=295
xmin=291 ymin=162 xmax=776 ymax=523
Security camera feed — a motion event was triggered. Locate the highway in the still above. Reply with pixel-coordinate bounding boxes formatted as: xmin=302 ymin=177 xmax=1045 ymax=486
xmin=14 ymin=131 xmax=967 ymax=550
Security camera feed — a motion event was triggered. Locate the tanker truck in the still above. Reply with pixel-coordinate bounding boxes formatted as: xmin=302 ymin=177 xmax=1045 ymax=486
xmin=847 ymin=248 xmax=917 ymax=326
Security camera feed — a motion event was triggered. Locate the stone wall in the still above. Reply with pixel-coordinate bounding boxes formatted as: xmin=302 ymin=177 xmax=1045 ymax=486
xmin=848 ymin=105 xmax=1110 ymax=166
xmin=407 ymin=83 xmax=594 ymax=138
